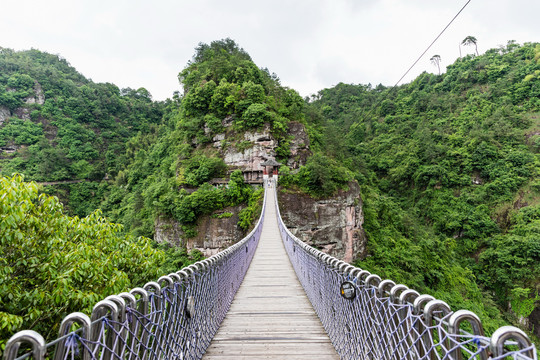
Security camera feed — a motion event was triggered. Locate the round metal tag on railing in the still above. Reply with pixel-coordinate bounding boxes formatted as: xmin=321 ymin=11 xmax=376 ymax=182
xmin=340 ymin=281 xmax=356 ymax=300
xmin=273 ymin=187 xmax=537 ymax=360
xmin=185 ymin=296 xmax=195 ymax=319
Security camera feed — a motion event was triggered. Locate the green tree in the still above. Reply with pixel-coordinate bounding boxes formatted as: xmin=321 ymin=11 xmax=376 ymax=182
xmin=238 ymin=103 xmax=269 ymax=129
xmin=0 ymin=175 xmax=165 ymax=347
xmin=462 ymin=36 xmax=479 ymax=56
xmin=430 ymin=55 xmax=441 ymax=75
xmin=294 ymin=153 xmax=353 ymax=198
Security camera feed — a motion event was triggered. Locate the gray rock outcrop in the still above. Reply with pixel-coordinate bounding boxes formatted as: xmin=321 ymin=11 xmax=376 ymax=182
xmin=278 ymin=181 xmax=367 ymax=262
xmin=154 ymin=119 xmax=366 ymax=264
xmin=0 ymin=106 xmax=9 ymax=126
xmin=154 ymin=206 xmax=246 ymax=257
xmin=221 ymin=126 xmax=278 ymax=171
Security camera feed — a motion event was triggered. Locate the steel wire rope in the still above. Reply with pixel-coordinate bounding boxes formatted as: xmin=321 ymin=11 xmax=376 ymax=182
xmin=392 ymin=0 xmax=472 ymax=88
xmin=353 ymin=0 xmax=473 ymax=124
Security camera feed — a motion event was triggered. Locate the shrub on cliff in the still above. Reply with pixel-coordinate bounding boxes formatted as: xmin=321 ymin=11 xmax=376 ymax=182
xmin=279 ymin=154 xmax=353 ymax=198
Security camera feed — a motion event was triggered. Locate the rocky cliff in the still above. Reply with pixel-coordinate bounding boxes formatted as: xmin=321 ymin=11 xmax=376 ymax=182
xmin=155 ymin=120 xmax=311 ymax=256
xmin=277 ymin=181 xmax=367 ymax=262
xmin=0 ymin=82 xmax=45 ymax=156
xmin=155 ymin=120 xmax=366 ymax=264
xmin=155 ymin=205 xmax=246 ymax=256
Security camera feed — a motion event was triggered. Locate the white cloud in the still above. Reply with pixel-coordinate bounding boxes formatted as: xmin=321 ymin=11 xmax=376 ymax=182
xmin=1 ymin=0 xmax=539 ymax=100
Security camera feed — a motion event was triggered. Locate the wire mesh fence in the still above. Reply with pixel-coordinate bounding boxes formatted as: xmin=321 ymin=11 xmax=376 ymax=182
xmin=5 ymin=182 xmax=538 ymax=360
xmin=3 ymin=183 xmax=267 ymax=360
xmin=274 ymin=189 xmax=537 ymax=360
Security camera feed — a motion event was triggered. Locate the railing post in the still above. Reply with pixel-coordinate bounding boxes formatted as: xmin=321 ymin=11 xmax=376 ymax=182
xmin=53 ymin=312 xmax=91 ymax=360
xmin=490 ymin=326 xmax=536 ymax=359
xmin=90 ymin=299 xmax=119 ymax=360
xmin=3 ymin=330 xmax=46 ymax=360
xmin=448 ymin=310 xmax=487 ymax=360
xmin=129 ymin=287 xmax=149 ymax=360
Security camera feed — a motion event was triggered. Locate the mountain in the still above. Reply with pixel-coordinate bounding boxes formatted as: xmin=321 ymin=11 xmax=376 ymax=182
xmin=97 ymin=39 xmax=312 ymax=245
xmin=1 ymin=39 xmax=539 ymax=341
xmin=301 ymin=40 xmax=540 ymax=337
xmin=0 ymin=47 xmax=164 ymax=216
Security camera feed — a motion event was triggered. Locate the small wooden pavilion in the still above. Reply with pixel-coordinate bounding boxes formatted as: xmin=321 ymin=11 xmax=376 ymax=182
xmin=261 ymin=158 xmax=281 ymax=182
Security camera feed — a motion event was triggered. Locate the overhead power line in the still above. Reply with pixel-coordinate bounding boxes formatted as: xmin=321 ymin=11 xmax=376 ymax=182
xmin=392 ymin=0 xmax=472 ymax=88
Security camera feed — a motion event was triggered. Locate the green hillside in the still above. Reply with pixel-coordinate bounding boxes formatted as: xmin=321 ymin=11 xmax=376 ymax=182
xmin=98 ymin=39 xmax=306 ymax=239
xmin=0 ymin=47 xmax=164 ymax=216
xmin=296 ymin=40 xmax=540 ymax=335
xmin=1 ymin=39 xmax=539 ymax=344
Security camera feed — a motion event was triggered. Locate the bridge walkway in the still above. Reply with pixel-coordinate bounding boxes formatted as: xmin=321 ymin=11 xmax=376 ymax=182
xmin=203 ymin=183 xmax=339 ymax=359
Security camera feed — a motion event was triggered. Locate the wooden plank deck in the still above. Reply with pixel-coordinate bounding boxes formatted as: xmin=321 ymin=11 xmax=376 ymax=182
xmin=203 ymin=182 xmax=339 ymax=359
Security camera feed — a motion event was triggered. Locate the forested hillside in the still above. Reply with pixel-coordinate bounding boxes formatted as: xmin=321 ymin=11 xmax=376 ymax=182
xmin=295 ymin=41 xmax=540 ymax=335
xmin=98 ymin=39 xmax=309 ymax=240
xmin=1 ymin=39 xmax=540 ymax=346
xmin=0 ymin=47 xmax=164 ymax=216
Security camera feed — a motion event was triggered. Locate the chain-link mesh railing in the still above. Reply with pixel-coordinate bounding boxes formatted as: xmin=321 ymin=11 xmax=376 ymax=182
xmin=6 ymin=183 xmax=538 ymax=360
xmin=3 ymin=185 xmax=267 ymax=360
xmin=274 ymin=189 xmax=537 ymax=360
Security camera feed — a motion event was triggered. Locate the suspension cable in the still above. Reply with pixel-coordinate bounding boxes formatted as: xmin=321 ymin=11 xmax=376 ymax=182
xmin=392 ymin=0 xmax=472 ymax=88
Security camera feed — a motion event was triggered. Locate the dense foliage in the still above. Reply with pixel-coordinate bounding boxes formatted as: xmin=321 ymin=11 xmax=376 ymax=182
xmin=0 ymin=175 xmax=165 ymax=349
xmin=0 ymin=48 xmax=163 ymax=216
xmin=279 ymin=153 xmax=353 ymax=198
xmin=306 ymin=41 xmax=540 ymax=334
xmin=0 ymin=175 xmax=205 ymax=351
xmin=2 ymin=38 xmax=539 ymax=346
xmin=0 ymin=40 xmax=305 ymax=350
xmin=99 ymin=39 xmax=305 ymax=238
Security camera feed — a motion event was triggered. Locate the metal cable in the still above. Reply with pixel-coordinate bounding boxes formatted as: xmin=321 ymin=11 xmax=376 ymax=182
xmin=6 ymin=183 xmax=268 ymax=360
xmin=274 ymin=187 xmax=537 ymax=360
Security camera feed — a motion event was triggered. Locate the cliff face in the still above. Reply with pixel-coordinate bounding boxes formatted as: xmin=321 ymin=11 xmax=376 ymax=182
xmin=155 ymin=205 xmax=246 ymax=256
xmin=155 ymin=120 xmax=366 ymax=264
xmin=155 ymin=121 xmax=312 ymax=256
xmin=210 ymin=120 xmax=311 ymax=172
xmin=277 ymin=181 xmax=367 ymax=262
xmin=0 ymin=82 xmax=45 ymax=155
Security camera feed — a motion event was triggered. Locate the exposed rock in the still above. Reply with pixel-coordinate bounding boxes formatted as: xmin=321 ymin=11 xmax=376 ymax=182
xmin=213 ymin=133 xmax=225 ymax=142
xmin=13 ymin=107 xmax=31 ymax=120
xmin=287 ymin=121 xmax=311 ymax=169
xmin=219 ymin=122 xmax=311 ymax=172
xmin=26 ymin=82 xmax=45 ymax=105
xmin=1 ymin=146 xmax=18 ymax=154
xmin=278 ymin=181 xmax=367 ymax=262
xmin=222 ymin=115 xmax=235 ymax=127
xmin=154 ymin=215 xmax=183 ymax=246
xmin=472 ymin=172 xmax=483 ymax=185
xmin=222 ymin=126 xmax=278 ymax=171
xmin=513 ymin=190 xmax=529 ymax=210
xmin=0 ymin=106 xmax=10 ymax=126
xmin=155 ymin=205 xmax=247 ymax=257
xmin=0 ymin=82 xmax=44 ymax=126
xmin=187 ymin=207 xmax=246 ymax=256
xmin=528 ymin=305 xmax=540 ymax=339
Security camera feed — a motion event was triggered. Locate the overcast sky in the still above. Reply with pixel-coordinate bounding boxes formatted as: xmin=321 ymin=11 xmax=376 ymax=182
xmin=1 ymin=0 xmax=539 ymax=100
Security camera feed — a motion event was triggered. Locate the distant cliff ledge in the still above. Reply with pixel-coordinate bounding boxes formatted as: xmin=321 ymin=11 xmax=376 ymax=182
xmin=278 ymin=181 xmax=367 ymax=263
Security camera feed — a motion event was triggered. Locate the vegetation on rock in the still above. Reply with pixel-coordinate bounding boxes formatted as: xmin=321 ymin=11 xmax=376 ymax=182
xmin=1 ymin=38 xmax=540 ymax=345
xmin=0 ymin=47 xmax=164 ymax=217
xmin=305 ymin=40 xmax=540 ymax=335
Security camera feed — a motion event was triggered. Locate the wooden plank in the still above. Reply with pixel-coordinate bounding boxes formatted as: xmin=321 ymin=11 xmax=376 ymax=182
xmin=202 ymin=183 xmax=339 ymax=359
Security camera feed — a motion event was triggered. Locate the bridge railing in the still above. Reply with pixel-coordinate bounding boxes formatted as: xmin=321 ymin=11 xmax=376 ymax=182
xmin=274 ymin=189 xmax=537 ymax=360
xmin=3 ymin=185 xmax=268 ymax=360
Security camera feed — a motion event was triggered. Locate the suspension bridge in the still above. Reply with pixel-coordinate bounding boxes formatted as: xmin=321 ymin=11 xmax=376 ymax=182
xmin=4 ymin=180 xmax=538 ymax=360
